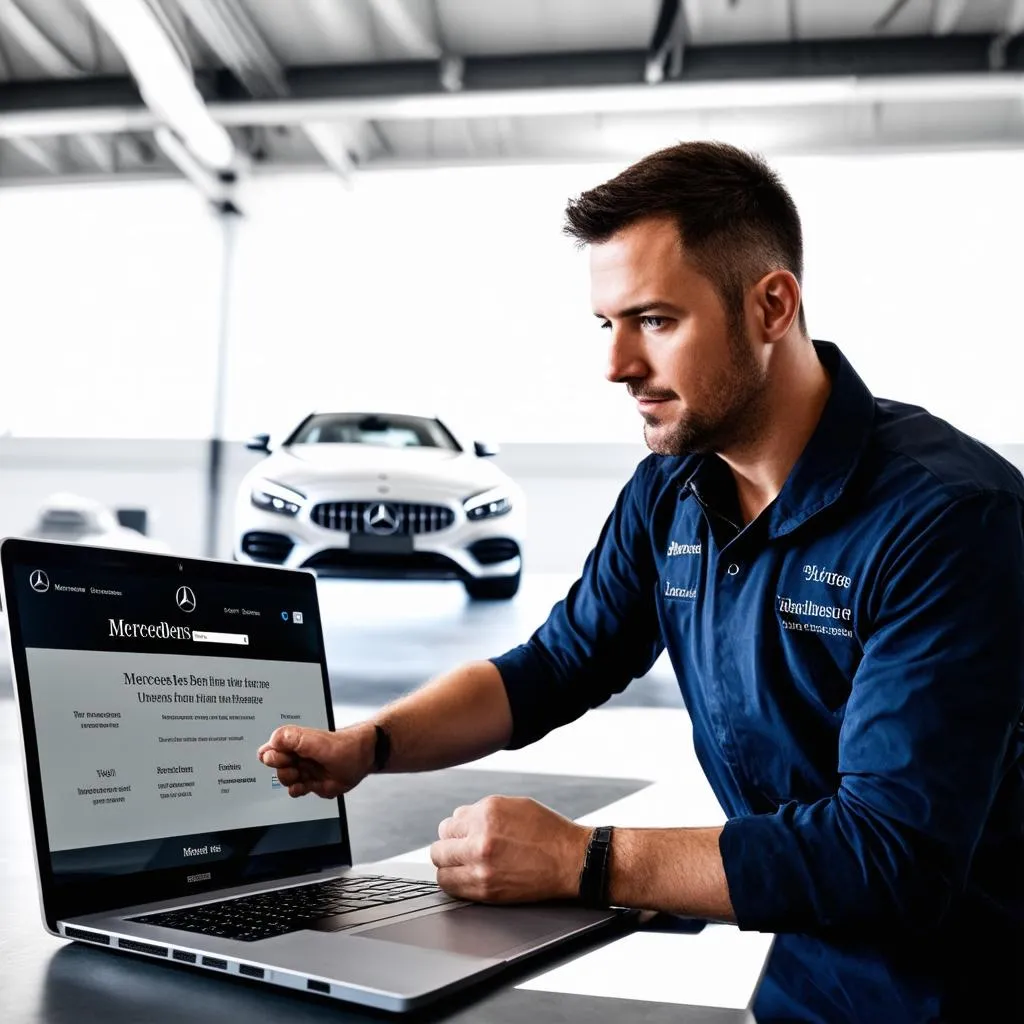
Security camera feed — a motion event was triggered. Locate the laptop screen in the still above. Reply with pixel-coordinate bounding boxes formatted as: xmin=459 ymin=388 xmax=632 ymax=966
xmin=1 ymin=539 xmax=350 ymax=925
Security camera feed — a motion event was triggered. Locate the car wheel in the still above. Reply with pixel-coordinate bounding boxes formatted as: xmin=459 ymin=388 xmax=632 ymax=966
xmin=464 ymin=572 xmax=521 ymax=601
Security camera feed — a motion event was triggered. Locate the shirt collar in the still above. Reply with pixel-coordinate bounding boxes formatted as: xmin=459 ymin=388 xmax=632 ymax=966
xmin=768 ymin=340 xmax=875 ymax=537
xmin=680 ymin=340 xmax=876 ymax=539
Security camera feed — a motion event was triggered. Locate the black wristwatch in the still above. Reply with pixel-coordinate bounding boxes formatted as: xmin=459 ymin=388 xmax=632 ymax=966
xmin=578 ymin=825 xmax=614 ymax=908
xmin=371 ymin=724 xmax=391 ymax=773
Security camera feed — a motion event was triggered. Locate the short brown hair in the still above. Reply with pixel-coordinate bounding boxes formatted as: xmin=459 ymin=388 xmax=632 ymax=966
xmin=564 ymin=141 xmax=806 ymax=334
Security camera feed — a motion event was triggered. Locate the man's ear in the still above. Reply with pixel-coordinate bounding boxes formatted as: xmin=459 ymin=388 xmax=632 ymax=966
xmin=751 ymin=269 xmax=802 ymax=341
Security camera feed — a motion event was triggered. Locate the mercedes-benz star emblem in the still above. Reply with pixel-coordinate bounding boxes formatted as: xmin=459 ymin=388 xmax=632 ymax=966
xmin=30 ymin=570 xmax=50 ymax=593
xmin=364 ymin=502 xmax=400 ymax=536
xmin=176 ymin=586 xmax=196 ymax=613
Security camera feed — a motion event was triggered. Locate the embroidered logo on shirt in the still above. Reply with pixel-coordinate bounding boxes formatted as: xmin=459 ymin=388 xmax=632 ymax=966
xmin=664 ymin=581 xmax=697 ymax=600
xmin=667 ymin=541 xmax=701 ymax=557
xmin=777 ymin=595 xmax=853 ymax=638
xmin=801 ymin=563 xmax=851 ymax=589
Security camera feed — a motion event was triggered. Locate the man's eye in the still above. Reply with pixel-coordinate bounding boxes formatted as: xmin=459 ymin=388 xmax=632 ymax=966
xmin=640 ymin=315 xmax=667 ymax=330
xmin=598 ymin=321 xmax=611 ymax=330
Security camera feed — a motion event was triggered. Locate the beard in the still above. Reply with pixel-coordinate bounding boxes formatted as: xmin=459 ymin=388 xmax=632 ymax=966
xmin=642 ymin=323 xmax=769 ymax=457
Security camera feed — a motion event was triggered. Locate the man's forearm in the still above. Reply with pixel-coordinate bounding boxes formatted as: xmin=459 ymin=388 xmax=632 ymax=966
xmin=607 ymin=826 xmax=735 ymax=922
xmin=363 ymin=660 xmax=514 ymax=773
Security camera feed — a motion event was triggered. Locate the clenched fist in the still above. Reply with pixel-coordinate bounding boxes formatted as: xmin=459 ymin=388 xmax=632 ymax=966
xmin=430 ymin=795 xmax=591 ymax=904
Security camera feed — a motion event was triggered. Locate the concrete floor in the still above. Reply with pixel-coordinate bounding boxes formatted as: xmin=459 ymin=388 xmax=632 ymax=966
xmin=317 ymin=573 xmax=683 ymax=709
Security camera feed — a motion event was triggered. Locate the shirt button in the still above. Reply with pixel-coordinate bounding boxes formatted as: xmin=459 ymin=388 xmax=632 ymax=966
xmin=726 ymin=563 xmax=740 ymax=576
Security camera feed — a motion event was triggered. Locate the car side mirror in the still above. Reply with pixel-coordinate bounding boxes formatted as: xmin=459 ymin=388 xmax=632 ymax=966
xmin=473 ymin=440 xmax=499 ymax=458
xmin=246 ymin=433 xmax=271 ymax=453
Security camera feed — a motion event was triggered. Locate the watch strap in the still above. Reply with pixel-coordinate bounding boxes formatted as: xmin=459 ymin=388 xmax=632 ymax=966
xmin=578 ymin=825 xmax=614 ymax=908
xmin=371 ymin=724 xmax=391 ymax=773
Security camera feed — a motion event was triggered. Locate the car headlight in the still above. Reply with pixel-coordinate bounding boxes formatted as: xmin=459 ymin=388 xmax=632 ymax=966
xmin=464 ymin=491 xmax=512 ymax=521
xmin=251 ymin=480 xmax=305 ymax=517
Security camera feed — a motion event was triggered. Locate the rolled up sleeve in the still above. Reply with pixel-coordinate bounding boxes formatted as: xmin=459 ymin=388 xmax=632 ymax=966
xmin=721 ymin=492 xmax=1024 ymax=934
xmin=492 ymin=458 xmax=665 ymax=749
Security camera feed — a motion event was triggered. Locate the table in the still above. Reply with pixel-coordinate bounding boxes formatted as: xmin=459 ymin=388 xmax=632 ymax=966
xmin=0 ymin=698 xmax=769 ymax=1023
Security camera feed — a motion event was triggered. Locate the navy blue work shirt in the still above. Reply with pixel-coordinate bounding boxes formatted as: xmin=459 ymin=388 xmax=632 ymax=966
xmin=492 ymin=342 xmax=1024 ymax=1023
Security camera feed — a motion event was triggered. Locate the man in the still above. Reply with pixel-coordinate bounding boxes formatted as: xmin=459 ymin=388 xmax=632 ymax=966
xmin=259 ymin=142 xmax=1024 ymax=1023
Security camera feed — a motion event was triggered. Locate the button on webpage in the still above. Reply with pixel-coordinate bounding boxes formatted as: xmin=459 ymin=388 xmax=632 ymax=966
xmin=726 ymin=563 xmax=740 ymax=576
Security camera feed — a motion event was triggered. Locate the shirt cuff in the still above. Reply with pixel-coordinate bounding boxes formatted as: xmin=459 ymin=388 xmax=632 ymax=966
xmin=719 ymin=810 xmax=814 ymax=933
xmin=490 ymin=647 xmax=550 ymax=750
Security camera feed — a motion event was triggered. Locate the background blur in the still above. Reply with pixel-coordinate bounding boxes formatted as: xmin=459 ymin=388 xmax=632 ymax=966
xmin=2 ymin=0 xmax=1023 ymax=702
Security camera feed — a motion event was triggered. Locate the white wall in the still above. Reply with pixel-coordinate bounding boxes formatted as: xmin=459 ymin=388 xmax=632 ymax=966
xmin=0 ymin=181 xmax=221 ymax=439
xmin=2 ymin=151 xmax=1023 ymax=447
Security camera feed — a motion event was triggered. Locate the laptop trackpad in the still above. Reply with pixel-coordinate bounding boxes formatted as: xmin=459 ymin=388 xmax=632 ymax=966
xmin=357 ymin=904 xmax=603 ymax=960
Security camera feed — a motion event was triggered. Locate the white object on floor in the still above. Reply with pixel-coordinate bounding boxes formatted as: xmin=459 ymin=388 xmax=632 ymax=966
xmin=518 ymin=925 xmax=773 ymax=1010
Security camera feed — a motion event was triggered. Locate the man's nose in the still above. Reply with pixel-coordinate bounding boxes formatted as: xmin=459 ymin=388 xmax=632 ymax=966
xmin=605 ymin=327 xmax=647 ymax=384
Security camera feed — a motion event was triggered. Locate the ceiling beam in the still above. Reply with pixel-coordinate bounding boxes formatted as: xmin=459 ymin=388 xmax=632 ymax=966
xmin=932 ymin=0 xmax=968 ymax=35
xmin=874 ymin=0 xmax=915 ymax=32
xmin=368 ymin=0 xmax=442 ymax=59
xmin=1006 ymin=0 xmax=1024 ymax=36
xmin=0 ymin=0 xmax=120 ymax=172
xmin=172 ymin=0 xmax=369 ymax=179
xmin=74 ymin=131 xmax=115 ymax=172
xmin=81 ymin=0 xmax=236 ymax=173
xmin=172 ymin=0 xmax=286 ymax=98
xmin=0 ymin=36 xmax=1022 ymax=139
xmin=646 ymin=0 xmax=687 ymax=84
xmin=0 ymin=0 xmax=80 ymax=75
xmin=302 ymin=120 xmax=359 ymax=181
xmin=5 ymin=135 xmax=61 ymax=173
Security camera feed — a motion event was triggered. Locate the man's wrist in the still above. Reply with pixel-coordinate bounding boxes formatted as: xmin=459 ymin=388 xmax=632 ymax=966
xmin=563 ymin=823 xmax=593 ymax=900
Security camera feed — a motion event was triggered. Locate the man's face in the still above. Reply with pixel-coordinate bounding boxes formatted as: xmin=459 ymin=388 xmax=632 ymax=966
xmin=590 ymin=216 xmax=767 ymax=456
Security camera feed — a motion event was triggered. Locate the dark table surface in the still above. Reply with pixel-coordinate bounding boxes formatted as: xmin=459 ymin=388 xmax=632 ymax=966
xmin=0 ymin=698 xmax=757 ymax=1024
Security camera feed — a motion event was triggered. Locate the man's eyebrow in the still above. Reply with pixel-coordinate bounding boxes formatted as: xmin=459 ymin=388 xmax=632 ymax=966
xmin=593 ymin=302 xmax=675 ymax=320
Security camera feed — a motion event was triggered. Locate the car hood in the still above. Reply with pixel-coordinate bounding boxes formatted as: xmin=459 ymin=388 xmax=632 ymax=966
xmin=253 ymin=444 xmax=510 ymax=495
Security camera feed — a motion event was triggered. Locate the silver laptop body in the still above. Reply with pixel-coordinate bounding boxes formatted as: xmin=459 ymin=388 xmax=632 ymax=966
xmin=1 ymin=538 xmax=629 ymax=1012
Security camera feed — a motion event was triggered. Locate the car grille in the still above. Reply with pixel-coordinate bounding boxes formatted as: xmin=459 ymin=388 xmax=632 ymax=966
xmin=469 ymin=538 xmax=521 ymax=565
xmin=300 ymin=550 xmax=465 ymax=580
xmin=310 ymin=501 xmax=455 ymax=535
xmin=242 ymin=532 xmax=293 ymax=564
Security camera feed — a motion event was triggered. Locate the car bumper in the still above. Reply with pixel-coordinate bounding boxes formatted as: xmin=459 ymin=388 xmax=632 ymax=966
xmin=234 ymin=507 xmax=523 ymax=581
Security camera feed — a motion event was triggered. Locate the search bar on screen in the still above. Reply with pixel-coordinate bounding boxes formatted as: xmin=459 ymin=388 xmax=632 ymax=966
xmin=193 ymin=631 xmax=249 ymax=646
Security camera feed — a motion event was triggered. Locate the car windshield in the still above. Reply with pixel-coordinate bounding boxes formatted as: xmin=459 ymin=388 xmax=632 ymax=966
xmin=289 ymin=413 xmax=458 ymax=450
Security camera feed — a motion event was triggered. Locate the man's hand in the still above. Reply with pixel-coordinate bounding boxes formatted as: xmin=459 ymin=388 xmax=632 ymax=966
xmin=430 ymin=796 xmax=590 ymax=903
xmin=257 ymin=724 xmax=374 ymax=798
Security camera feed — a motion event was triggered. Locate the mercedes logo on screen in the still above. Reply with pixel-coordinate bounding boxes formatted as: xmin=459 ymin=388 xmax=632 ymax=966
xmin=364 ymin=502 xmax=400 ymax=536
xmin=176 ymin=586 xmax=196 ymax=613
xmin=30 ymin=569 xmax=50 ymax=593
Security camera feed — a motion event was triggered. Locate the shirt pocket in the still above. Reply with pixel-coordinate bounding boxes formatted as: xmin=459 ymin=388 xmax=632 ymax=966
xmin=777 ymin=621 xmax=862 ymax=713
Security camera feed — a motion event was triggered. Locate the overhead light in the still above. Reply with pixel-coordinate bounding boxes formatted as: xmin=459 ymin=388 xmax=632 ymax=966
xmin=81 ymin=0 xmax=235 ymax=171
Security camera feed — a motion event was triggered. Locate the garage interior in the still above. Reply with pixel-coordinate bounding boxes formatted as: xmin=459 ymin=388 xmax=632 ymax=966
xmin=1 ymin=1 xmax=1023 ymax=1021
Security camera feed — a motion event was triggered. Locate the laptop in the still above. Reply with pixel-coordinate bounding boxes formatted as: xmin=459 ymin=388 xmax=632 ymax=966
xmin=0 ymin=538 xmax=631 ymax=1011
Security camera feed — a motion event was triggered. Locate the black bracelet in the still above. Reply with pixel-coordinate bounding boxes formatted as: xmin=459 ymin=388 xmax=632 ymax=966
xmin=578 ymin=825 xmax=614 ymax=908
xmin=372 ymin=724 xmax=391 ymax=773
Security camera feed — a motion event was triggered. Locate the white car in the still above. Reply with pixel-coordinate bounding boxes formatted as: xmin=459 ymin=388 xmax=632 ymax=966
xmin=234 ymin=412 xmax=525 ymax=600
xmin=23 ymin=493 xmax=170 ymax=553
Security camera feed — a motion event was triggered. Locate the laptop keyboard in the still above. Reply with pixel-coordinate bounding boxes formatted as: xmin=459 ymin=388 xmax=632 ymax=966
xmin=131 ymin=875 xmax=443 ymax=942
